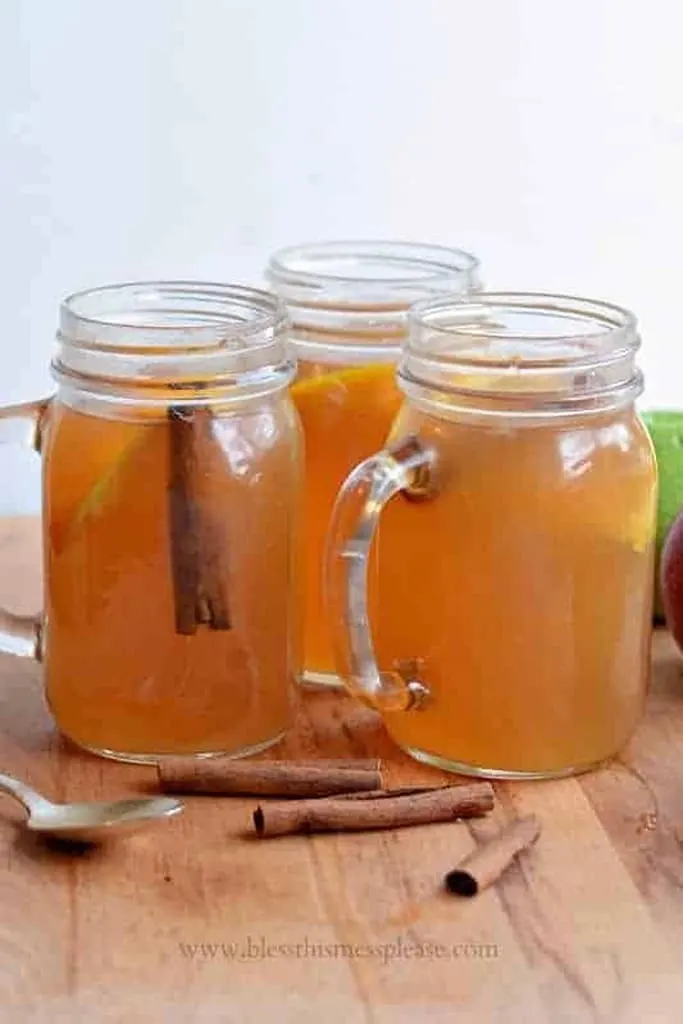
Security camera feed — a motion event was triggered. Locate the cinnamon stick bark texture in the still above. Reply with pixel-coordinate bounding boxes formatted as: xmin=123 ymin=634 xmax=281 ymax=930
xmin=167 ymin=405 xmax=231 ymax=634
xmin=157 ymin=759 xmax=383 ymax=797
xmin=444 ymin=814 xmax=541 ymax=897
xmin=252 ymin=782 xmax=494 ymax=838
xmin=168 ymin=406 xmax=202 ymax=635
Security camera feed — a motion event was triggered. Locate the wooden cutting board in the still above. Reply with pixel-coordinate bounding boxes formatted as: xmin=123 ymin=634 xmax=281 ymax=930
xmin=0 ymin=516 xmax=682 ymax=1023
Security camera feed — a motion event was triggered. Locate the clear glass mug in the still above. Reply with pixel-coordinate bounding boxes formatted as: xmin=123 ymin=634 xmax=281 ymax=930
xmin=267 ymin=241 xmax=481 ymax=687
xmin=326 ymin=293 xmax=657 ymax=779
xmin=0 ymin=283 xmax=302 ymax=763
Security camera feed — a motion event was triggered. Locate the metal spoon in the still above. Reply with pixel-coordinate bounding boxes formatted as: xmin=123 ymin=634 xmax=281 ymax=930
xmin=0 ymin=772 xmax=183 ymax=843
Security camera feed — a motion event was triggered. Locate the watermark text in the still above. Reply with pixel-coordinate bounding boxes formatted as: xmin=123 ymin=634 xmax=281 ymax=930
xmin=179 ymin=935 xmax=500 ymax=965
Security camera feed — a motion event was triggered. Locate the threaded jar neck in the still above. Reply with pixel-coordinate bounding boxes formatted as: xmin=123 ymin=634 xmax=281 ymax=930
xmin=401 ymin=292 xmax=643 ymax=419
xmin=55 ymin=281 xmax=295 ymax=402
xmin=267 ymin=241 xmax=481 ymax=364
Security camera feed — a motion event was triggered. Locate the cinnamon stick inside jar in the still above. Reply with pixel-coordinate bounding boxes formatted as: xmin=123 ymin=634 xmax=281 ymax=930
xmin=167 ymin=404 xmax=231 ymax=634
xmin=252 ymin=781 xmax=494 ymax=837
xmin=444 ymin=815 xmax=541 ymax=897
xmin=157 ymin=758 xmax=383 ymax=797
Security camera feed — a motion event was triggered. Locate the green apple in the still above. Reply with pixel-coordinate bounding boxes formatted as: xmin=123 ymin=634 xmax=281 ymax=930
xmin=641 ymin=410 xmax=683 ymax=620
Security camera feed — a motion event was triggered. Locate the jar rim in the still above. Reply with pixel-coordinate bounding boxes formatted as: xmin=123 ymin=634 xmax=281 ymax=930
xmin=268 ymin=240 xmax=480 ymax=298
xmin=401 ymin=292 xmax=643 ymax=416
xmin=408 ymin=292 xmax=639 ymax=365
xmin=60 ymin=280 xmax=288 ymax=352
xmin=267 ymin=241 xmax=481 ymax=355
xmin=267 ymin=240 xmax=481 ymax=317
xmin=54 ymin=280 xmax=294 ymax=398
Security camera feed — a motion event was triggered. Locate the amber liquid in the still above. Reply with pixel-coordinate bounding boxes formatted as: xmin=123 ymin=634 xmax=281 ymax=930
xmin=291 ymin=361 xmax=401 ymax=681
xmin=43 ymin=399 xmax=300 ymax=761
xmin=374 ymin=405 xmax=657 ymax=776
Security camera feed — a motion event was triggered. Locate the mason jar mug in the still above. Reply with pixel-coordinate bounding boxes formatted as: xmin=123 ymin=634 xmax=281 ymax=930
xmin=326 ymin=293 xmax=657 ymax=778
xmin=0 ymin=283 xmax=302 ymax=763
xmin=267 ymin=241 xmax=482 ymax=687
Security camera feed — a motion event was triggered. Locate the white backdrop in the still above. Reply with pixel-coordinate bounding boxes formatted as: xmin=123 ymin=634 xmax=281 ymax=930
xmin=1 ymin=0 xmax=681 ymax=405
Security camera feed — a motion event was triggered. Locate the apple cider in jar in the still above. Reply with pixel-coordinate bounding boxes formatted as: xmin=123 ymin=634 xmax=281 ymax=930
xmin=34 ymin=283 xmax=302 ymax=763
xmin=267 ymin=241 xmax=481 ymax=687
xmin=326 ymin=294 xmax=657 ymax=778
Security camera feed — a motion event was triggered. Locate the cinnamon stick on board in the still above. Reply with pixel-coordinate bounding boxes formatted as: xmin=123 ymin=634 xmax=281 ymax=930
xmin=252 ymin=781 xmax=494 ymax=837
xmin=444 ymin=814 xmax=541 ymax=897
xmin=157 ymin=758 xmax=383 ymax=797
xmin=167 ymin=405 xmax=231 ymax=634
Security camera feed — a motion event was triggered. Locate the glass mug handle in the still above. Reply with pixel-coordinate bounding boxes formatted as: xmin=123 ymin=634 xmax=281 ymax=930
xmin=324 ymin=436 xmax=436 ymax=713
xmin=0 ymin=399 xmax=50 ymax=660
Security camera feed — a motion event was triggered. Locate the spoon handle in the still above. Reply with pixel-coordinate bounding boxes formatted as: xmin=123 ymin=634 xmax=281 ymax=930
xmin=0 ymin=773 xmax=53 ymax=815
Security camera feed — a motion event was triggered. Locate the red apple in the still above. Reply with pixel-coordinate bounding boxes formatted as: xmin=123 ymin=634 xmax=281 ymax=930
xmin=661 ymin=508 xmax=683 ymax=649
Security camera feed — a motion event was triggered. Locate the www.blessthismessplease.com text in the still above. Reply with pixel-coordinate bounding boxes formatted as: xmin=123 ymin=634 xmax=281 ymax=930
xmin=179 ymin=936 xmax=500 ymax=964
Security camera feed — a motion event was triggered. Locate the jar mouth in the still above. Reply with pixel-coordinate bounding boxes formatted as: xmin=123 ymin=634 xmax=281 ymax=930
xmin=268 ymin=240 xmax=480 ymax=296
xmin=408 ymin=293 xmax=638 ymax=363
xmin=267 ymin=241 xmax=481 ymax=346
xmin=60 ymin=281 xmax=288 ymax=353
xmin=401 ymin=293 xmax=642 ymax=415
xmin=55 ymin=281 xmax=294 ymax=397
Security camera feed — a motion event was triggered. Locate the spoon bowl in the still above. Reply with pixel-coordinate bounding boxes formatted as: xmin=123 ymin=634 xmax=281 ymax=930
xmin=0 ymin=773 xmax=183 ymax=843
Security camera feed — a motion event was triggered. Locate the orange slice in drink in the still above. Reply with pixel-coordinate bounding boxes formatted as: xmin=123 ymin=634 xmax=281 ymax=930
xmin=291 ymin=363 xmax=402 ymax=453
xmin=46 ymin=408 xmax=154 ymax=555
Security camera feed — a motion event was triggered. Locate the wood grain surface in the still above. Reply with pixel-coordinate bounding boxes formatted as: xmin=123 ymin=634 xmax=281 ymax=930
xmin=1 ymin=516 xmax=683 ymax=1023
